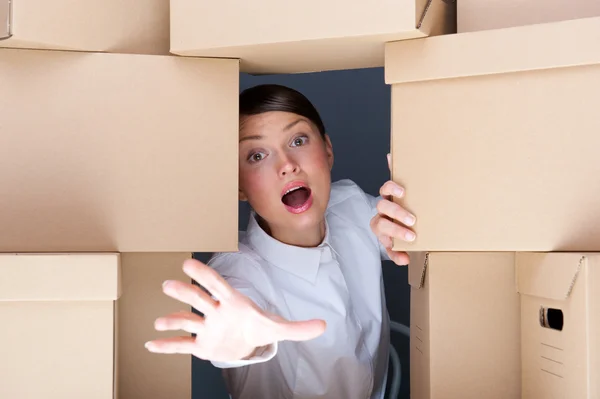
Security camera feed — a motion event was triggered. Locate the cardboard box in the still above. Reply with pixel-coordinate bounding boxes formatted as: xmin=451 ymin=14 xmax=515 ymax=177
xmin=0 ymin=252 xmax=194 ymax=399
xmin=0 ymin=48 xmax=239 ymax=253
xmin=408 ymin=252 xmax=521 ymax=399
xmin=170 ymin=0 xmax=456 ymax=74
xmin=0 ymin=253 xmax=121 ymax=399
xmin=117 ymin=252 xmax=192 ymax=399
xmin=516 ymin=252 xmax=599 ymax=399
xmin=0 ymin=0 xmax=170 ymax=54
xmin=458 ymin=0 xmax=600 ymax=33
xmin=385 ymin=17 xmax=600 ymax=252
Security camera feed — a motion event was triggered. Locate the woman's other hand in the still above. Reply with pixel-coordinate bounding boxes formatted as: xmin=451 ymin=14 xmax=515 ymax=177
xmin=370 ymin=154 xmax=416 ymax=266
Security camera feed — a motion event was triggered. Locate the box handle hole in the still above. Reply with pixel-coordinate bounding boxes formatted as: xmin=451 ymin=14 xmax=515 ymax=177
xmin=539 ymin=307 xmax=563 ymax=331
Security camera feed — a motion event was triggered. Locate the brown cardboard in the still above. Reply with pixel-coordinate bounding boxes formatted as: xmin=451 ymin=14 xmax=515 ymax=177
xmin=516 ymin=252 xmax=600 ymax=399
xmin=0 ymin=48 xmax=239 ymax=253
xmin=0 ymin=253 xmax=121 ymax=399
xmin=0 ymin=0 xmax=8 ymax=39
xmin=385 ymin=17 xmax=600 ymax=251
xmin=458 ymin=0 xmax=600 ymax=33
xmin=170 ymin=0 xmax=456 ymax=74
xmin=0 ymin=0 xmax=170 ymax=54
xmin=117 ymin=253 xmax=192 ymax=399
xmin=408 ymin=252 xmax=521 ymax=399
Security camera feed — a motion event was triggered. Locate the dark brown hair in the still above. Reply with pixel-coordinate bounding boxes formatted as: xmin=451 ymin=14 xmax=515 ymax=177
xmin=239 ymin=84 xmax=326 ymax=138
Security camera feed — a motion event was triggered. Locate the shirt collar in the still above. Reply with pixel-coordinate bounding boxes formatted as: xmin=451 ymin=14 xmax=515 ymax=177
xmin=246 ymin=211 xmax=334 ymax=284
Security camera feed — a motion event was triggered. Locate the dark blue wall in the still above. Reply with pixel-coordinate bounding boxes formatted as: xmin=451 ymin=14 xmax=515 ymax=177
xmin=193 ymin=67 xmax=411 ymax=399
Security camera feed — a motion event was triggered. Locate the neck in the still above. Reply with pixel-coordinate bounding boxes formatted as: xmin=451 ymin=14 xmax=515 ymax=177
xmin=258 ymin=216 xmax=326 ymax=248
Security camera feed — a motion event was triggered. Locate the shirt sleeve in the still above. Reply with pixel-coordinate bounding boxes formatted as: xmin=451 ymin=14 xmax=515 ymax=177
xmin=206 ymin=252 xmax=278 ymax=369
xmin=363 ymin=191 xmax=392 ymax=262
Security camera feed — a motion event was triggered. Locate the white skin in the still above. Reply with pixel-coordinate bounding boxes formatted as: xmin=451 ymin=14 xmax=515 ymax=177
xmin=145 ymin=111 xmax=416 ymax=361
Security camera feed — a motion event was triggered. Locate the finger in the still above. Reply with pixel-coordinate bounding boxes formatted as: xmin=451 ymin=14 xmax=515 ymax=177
xmin=154 ymin=311 xmax=205 ymax=334
xmin=370 ymin=215 xmax=393 ymax=248
xmin=373 ymin=216 xmax=416 ymax=242
xmin=145 ymin=336 xmax=196 ymax=354
xmin=181 ymin=258 xmax=234 ymax=302
xmin=376 ymin=198 xmax=416 ymax=227
xmin=269 ymin=316 xmax=327 ymax=342
xmin=162 ymin=279 xmax=218 ymax=314
xmin=377 ymin=233 xmax=393 ymax=250
xmin=387 ymin=153 xmax=392 ymax=173
xmin=379 ymin=180 xmax=405 ymax=199
xmin=385 ymin=248 xmax=410 ymax=266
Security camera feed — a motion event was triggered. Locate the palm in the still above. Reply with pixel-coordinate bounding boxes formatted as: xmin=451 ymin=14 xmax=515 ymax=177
xmin=146 ymin=259 xmax=326 ymax=362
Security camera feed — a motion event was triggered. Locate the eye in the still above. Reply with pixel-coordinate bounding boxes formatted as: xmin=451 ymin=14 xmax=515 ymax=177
xmin=248 ymin=151 xmax=266 ymax=163
xmin=291 ymin=135 xmax=308 ymax=147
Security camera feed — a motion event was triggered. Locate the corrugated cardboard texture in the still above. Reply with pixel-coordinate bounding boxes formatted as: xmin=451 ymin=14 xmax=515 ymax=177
xmin=516 ymin=253 xmax=599 ymax=399
xmin=408 ymin=252 xmax=521 ymax=399
xmin=458 ymin=0 xmax=600 ymax=33
xmin=117 ymin=253 xmax=192 ymax=399
xmin=0 ymin=253 xmax=120 ymax=300
xmin=386 ymin=18 xmax=600 ymax=251
xmin=0 ymin=253 xmax=119 ymax=399
xmin=0 ymin=48 xmax=239 ymax=253
xmin=0 ymin=0 xmax=170 ymax=54
xmin=170 ymin=0 xmax=455 ymax=74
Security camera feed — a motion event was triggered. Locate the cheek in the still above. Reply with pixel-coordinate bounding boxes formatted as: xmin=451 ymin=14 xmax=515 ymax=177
xmin=302 ymin=146 xmax=331 ymax=174
xmin=240 ymin=165 xmax=276 ymax=206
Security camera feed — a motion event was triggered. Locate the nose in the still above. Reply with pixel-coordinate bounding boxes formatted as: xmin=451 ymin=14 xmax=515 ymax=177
xmin=278 ymin=153 xmax=300 ymax=177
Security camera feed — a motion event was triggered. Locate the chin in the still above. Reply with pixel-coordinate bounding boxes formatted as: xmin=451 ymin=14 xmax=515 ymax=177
xmin=284 ymin=207 xmax=325 ymax=229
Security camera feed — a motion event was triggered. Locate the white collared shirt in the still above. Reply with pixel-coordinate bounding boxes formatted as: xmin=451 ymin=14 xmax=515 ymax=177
xmin=209 ymin=179 xmax=391 ymax=399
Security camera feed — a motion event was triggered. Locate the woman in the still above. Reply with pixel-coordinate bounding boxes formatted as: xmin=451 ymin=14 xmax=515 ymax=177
xmin=145 ymin=84 xmax=416 ymax=399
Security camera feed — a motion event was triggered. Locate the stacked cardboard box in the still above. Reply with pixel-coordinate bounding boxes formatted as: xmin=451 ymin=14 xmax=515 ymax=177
xmin=0 ymin=0 xmax=171 ymax=54
xmin=1 ymin=2 xmax=238 ymax=398
xmin=2 ymin=1 xmax=456 ymax=398
xmin=10 ymin=1 xmax=600 ymax=399
xmin=386 ymin=12 xmax=600 ymax=399
xmin=406 ymin=251 xmax=599 ymax=399
xmin=0 ymin=252 xmax=195 ymax=399
xmin=169 ymin=0 xmax=456 ymax=74
xmin=457 ymin=0 xmax=600 ymax=33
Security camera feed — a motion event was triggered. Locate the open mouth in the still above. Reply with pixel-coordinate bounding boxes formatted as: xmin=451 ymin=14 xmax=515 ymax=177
xmin=281 ymin=185 xmax=313 ymax=213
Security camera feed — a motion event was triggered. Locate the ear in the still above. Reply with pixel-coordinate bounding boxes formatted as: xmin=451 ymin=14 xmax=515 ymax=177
xmin=238 ymin=189 xmax=248 ymax=202
xmin=324 ymin=134 xmax=334 ymax=170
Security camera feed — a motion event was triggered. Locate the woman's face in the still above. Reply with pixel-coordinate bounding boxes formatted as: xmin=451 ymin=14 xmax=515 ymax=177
xmin=239 ymin=111 xmax=333 ymax=238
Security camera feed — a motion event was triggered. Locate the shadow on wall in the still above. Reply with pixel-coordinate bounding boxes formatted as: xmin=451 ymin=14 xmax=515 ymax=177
xmin=192 ymin=67 xmax=411 ymax=399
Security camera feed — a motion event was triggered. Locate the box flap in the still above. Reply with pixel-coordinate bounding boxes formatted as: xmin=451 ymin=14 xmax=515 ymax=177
xmin=385 ymin=16 xmax=600 ymax=84
xmin=0 ymin=0 xmax=10 ymax=40
xmin=418 ymin=0 xmax=456 ymax=37
xmin=516 ymin=252 xmax=588 ymax=300
xmin=408 ymin=252 xmax=429 ymax=289
xmin=0 ymin=253 xmax=121 ymax=301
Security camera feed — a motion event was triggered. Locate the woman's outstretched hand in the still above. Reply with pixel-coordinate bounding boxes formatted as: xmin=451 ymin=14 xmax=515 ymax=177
xmin=145 ymin=258 xmax=326 ymax=362
xmin=370 ymin=154 xmax=416 ymax=266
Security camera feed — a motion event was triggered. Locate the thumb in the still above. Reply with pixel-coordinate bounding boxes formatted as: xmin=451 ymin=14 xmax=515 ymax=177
xmin=270 ymin=316 xmax=327 ymax=342
xmin=387 ymin=153 xmax=392 ymax=173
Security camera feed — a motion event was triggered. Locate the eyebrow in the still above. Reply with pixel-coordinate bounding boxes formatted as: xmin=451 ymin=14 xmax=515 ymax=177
xmin=238 ymin=118 xmax=310 ymax=143
xmin=283 ymin=118 xmax=308 ymax=131
xmin=239 ymin=135 xmax=263 ymax=143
